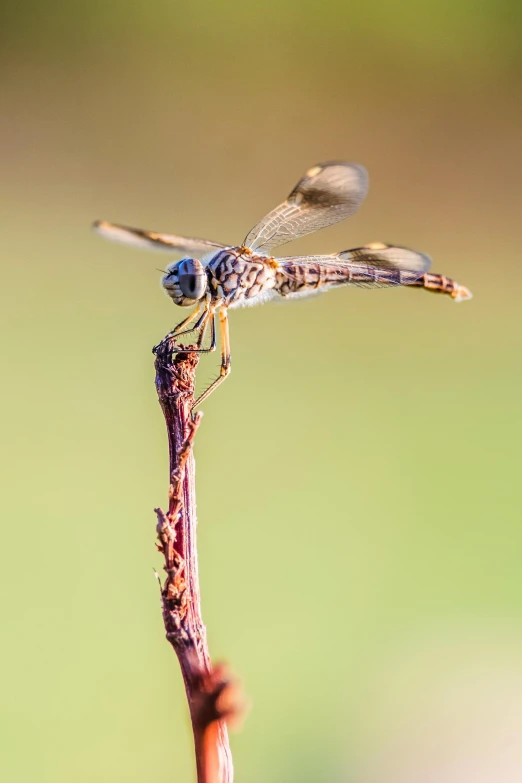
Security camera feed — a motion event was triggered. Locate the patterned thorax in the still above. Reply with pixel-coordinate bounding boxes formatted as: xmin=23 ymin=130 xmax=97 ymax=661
xmin=206 ymin=247 xmax=277 ymax=307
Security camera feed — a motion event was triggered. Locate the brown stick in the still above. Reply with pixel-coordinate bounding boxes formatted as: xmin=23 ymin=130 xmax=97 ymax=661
xmin=154 ymin=344 xmax=237 ymax=783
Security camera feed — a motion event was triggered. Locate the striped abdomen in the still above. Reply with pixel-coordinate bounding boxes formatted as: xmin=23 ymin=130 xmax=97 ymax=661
xmin=275 ymin=262 xmax=472 ymax=302
xmin=407 ymin=273 xmax=472 ymax=302
xmin=275 ymin=262 xmax=418 ymax=296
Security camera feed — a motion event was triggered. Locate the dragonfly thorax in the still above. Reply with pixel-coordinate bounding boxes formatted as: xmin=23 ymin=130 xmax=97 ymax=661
xmin=162 ymin=257 xmax=208 ymax=307
xmin=206 ymin=247 xmax=278 ymax=307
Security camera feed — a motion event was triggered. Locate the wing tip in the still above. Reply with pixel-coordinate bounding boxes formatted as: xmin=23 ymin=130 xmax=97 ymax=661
xmin=358 ymin=243 xmax=432 ymax=275
xmin=308 ymin=160 xmax=369 ymax=183
xmin=92 ymin=219 xmax=111 ymax=235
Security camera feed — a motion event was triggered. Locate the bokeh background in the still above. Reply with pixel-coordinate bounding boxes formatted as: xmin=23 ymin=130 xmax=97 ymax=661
xmin=2 ymin=1 xmax=522 ymax=781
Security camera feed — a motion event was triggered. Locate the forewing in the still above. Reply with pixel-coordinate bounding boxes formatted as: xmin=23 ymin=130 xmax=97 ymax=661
xmin=93 ymin=220 xmax=227 ymax=257
xmin=277 ymin=243 xmax=431 ymax=298
xmin=244 ymin=162 xmax=369 ymax=254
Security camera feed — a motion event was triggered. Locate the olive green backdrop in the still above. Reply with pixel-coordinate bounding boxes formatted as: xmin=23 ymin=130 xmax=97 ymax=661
xmin=2 ymin=1 xmax=522 ymax=781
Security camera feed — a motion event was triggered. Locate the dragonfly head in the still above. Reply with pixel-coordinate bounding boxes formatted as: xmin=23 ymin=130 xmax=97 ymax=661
xmin=162 ymin=258 xmax=208 ymax=306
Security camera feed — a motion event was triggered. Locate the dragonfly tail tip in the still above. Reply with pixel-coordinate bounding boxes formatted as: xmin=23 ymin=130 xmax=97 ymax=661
xmin=452 ymin=284 xmax=473 ymax=302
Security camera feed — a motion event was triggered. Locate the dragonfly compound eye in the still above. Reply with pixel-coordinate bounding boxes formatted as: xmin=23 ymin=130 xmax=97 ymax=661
xmin=178 ymin=258 xmax=207 ymax=301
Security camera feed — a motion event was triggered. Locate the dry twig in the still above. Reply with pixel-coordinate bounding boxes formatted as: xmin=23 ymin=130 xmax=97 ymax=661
xmin=154 ymin=344 xmax=241 ymax=783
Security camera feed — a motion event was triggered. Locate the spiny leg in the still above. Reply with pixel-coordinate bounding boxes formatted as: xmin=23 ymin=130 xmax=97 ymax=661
xmin=170 ymin=302 xmax=208 ymax=337
xmin=153 ymin=302 xmax=206 ymax=353
xmin=175 ymin=306 xmax=211 ymax=343
xmin=407 ymin=273 xmax=472 ymax=302
xmin=193 ymin=307 xmax=230 ymax=408
xmin=153 ymin=297 xmax=218 ymax=354
xmin=194 ymin=306 xmax=216 ymax=353
xmin=155 ymin=307 xmax=217 ymax=358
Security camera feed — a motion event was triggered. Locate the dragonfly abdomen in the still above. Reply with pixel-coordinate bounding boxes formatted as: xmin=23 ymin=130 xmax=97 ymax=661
xmin=407 ymin=273 xmax=472 ymax=301
xmin=276 ymin=262 xmax=339 ymax=296
xmin=275 ymin=261 xmax=405 ymax=296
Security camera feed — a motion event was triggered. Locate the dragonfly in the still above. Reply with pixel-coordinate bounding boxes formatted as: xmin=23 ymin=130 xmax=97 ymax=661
xmin=94 ymin=161 xmax=471 ymax=406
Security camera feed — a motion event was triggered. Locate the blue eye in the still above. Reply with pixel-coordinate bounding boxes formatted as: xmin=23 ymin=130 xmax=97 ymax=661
xmin=178 ymin=258 xmax=207 ymax=300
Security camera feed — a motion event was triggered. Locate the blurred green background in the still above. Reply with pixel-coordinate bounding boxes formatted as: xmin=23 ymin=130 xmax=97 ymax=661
xmin=2 ymin=1 xmax=522 ymax=781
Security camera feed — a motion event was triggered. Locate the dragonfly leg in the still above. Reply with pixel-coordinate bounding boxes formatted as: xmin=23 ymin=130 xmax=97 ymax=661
xmin=153 ymin=299 xmax=217 ymax=354
xmin=174 ymin=304 xmax=212 ymax=341
xmin=192 ymin=306 xmax=217 ymax=353
xmin=192 ymin=307 xmax=230 ymax=408
xmin=153 ymin=304 xmax=204 ymax=353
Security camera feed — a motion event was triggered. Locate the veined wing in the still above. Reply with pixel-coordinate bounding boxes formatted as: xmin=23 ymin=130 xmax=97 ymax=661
xmin=243 ymin=162 xmax=369 ymax=254
xmin=93 ymin=220 xmax=227 ymax=257
xmin=277 ymin=243 xmax=431 ymax=297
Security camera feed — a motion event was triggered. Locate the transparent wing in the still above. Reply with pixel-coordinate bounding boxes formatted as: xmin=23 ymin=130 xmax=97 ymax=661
xmin=277 ymin=243 xmax=432 ymax=297
xmin=243 ymin=162 xmax=369 ymax=254
xmin=93 ymin=220 xmax=227 ymax=257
